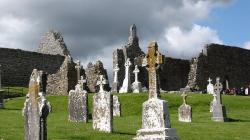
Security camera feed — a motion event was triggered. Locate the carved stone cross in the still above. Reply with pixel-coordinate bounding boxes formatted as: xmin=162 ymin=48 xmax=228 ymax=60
xmin=97 ymin=75 xmax=107 ymax=93
xmin=214 ymin=77 xmax=223 ymax=104
xmin=142 ymin=41 xmax=165 ymax=99
xmin=113 ymin=64 xmax=120 ymax=83
xmin=208 ymin=77 xmax=212 ymax=84
xmin=75 ymin=60 xmax=81 ymax=81
xmin=133 ymin=65 xmax=140 ymax=83
xmin=181 ymin=92 xmax=188 ymax=105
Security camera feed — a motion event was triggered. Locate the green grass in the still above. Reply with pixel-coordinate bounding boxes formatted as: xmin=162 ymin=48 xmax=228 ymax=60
xmin=0 ymin=93 xmax=250 ymax=140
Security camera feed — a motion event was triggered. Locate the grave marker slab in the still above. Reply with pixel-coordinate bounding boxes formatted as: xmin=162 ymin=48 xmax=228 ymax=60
xmin=113 ymin=95 xmax=121 ymax=117
xmin=68 ymin=76 xmax=88 ymax=122
xmin=93 ymin=75 xmax=113 ymax=133
xmin=111 ymin=64 xmax=120 ymax=93
xmin=178 ymin=92 xmax=192 ymax=122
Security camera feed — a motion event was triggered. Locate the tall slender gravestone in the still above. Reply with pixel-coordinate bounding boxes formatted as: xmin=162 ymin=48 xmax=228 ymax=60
xmin=119 ymin=58 xmax=132 ymax=93
xmin=178 ymin=92 xmax=192 ymax=122
xmin=23 ymin=69 xmax=51 ymax=140
xmin=212 ymin=77 xmax=227 ymax=122
xmin=134 ymin=41 xmax=179 ymax=140
xmin=75 ymin=60 xmax=81 ymax=81
xmin=111 ymin=64 xmax=120 ymax=93
xmin=93 ymin=75 xmax=113 ymax=133
xmin=132 ymin=65 xmax=142 ymax=93
xmin=0 ymin=64 xmax=4 ymax=109
xmin=68 ymin=75 xmax=88 ymax=122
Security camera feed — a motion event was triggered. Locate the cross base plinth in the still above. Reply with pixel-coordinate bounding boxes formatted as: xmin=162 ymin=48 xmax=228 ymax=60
xmin=134 ymin=128 xmax=179 ymax=140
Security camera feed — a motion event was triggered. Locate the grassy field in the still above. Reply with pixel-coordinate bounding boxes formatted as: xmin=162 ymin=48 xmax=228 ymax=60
xmin=0 ymin=93 xmax=250 ymax=140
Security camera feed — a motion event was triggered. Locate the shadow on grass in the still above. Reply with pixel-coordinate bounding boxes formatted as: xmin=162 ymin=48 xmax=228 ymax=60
xmin=113 ymin=131 xmax=136 ymax=136
xmin=227 ymin=118 xmax=250 ymax=122
xmin=2 ymin=108 xmax=22 ymax=111
xmin=88 ymin=113 xmax=92 ymax=119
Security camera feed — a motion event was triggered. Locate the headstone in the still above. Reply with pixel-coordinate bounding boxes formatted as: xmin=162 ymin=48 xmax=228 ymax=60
xmin=113 ymin=95 xmax=121 ymax=117
xmin=134 ymin=41 xmax=179 ymax=140
xmin=75 ymin=60 xmax=81 ymax=81
xmin=111 ymin=64 xmax=120 ymax=93
xmin=23 ymin=69 xmax=51 ymax=140
xmin=178 ymin=92 xmax=192 ymax=122
xmin=132 ymin=65 xmax=142 ymax=93
xmin=93 ymin=75 xmax=113 ymax=133
xmin=207 ymin=77 xmax=214 ymax=94
xmin=119 ymin=58 xmax=132 ymax=93
xmin=0 ymin=64 xmax=2 ymax=89
xmin=68 ymin=76 xmax=88 ymax=122
xmin=211 ymin=77 xmax=227 ymax=122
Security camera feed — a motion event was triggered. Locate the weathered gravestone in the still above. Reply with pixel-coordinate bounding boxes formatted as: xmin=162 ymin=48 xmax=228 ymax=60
xmin=178 ymin=92 xmax=192 ymax=122
xmin=207 ymin=77 xmax=214 ymax=95
xmin=111 ymin=64 xmax=120 ymax=93
xmin=211 ymin=77 xmax=227 ymax=122
xmin=93 ymin=75 xmax=113 ymax=133
xmin=68 ymin=76 xmax=88 ymax=122
xmin=132 ymin=65 xmax=142 ymax=93
xmin=119 ymin=58 xmax=132 ymax=93
xmin=23 ymin=69 xmax=51 ymax=140
xmin=113 ymin=95 xmax=121 ymax=117
xmin=134 ymin=41 xmax=179 ymax=140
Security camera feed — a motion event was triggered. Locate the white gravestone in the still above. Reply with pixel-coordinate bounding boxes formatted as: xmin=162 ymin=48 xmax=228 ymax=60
xmin=207 ymin=77 xmax=214 ymax=95
xmin=113 ymin=95 xmax=121 ymax=117
xmin=75 ymin=60 xmax=81 ymax=81
xmin=68 ymin=76 xmax=88 ymax=122
xmin=111 ymin=64 xmax=120 ymax=93
xmin=134 ymin=41 xmax=179 ymax=140
xmin=132 ymin=65 xmax=142 ymax=93
xmin=119 ymin=58 xmax=132 ymax=93
xmin=93 ymin=75 xmax=113 ymax=133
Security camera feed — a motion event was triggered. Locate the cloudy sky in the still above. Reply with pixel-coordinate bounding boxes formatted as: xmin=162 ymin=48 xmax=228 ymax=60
xmin=0 ymin=0 xmax=249 ymax=79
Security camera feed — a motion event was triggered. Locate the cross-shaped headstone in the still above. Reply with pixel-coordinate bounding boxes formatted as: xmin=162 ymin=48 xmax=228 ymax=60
xmin=142 ymin=41 xmax=165 ymax=99
xmin=97 ymin=75 xmax=107 ymax=93
xmin=133 ymin=65 xmax=140 ymax=83
xmin=75 ymin=60 xmax=81 ymax=81
xmin=214 ymin=77 xmax=223 ymax=104
xmin=113 ymin=64 xmax=119 ymax=83
xmin=208 ymin=77 xmax=212 ymax=84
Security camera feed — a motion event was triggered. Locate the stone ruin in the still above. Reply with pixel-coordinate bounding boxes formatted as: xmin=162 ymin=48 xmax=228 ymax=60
xmin=93 ymin=75 xmax=113 ymax=133
xmin=23 ymin=69 xmax=51 ymax=140
xmin=85 ymin=60 xmax=110 ymax=93
xmin=134 ymin=41 xmax=179 ymax=140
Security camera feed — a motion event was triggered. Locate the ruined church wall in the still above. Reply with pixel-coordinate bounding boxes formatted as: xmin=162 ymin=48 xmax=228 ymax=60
xmin=0 ymin=47 xmax=66 ymax=87
xmin=195 ymin=44 xmax=250 ymax=90
xmin=160 ymin=57 xmax=190 ymax=91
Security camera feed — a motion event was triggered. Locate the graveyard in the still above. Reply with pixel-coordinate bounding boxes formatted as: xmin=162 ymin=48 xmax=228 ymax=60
xmin=0 ymin=1 xmax=250 ymax=139
xmin=0 ymin=93 xmax=250 ymax=140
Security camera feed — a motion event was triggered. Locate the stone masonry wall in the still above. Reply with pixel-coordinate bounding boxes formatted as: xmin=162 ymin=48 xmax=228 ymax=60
xmin=188 ymin=43 xmax=250 ymax=90
xmin=160 ymin=57 xmax=190 ymax=91
xmin=0 ymin=47 xmax=65 ymax=87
